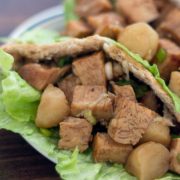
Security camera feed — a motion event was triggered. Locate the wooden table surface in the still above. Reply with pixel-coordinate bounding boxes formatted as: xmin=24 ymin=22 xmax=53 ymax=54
xmin=0 ymin=1 xmax=61 ymax=179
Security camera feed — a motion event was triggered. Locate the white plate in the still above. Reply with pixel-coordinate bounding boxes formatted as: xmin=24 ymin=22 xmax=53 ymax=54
xmin=10 ymin=5 xmax=64 ymax=38
xmin=9 ymin=5 xmax=65 ymax=164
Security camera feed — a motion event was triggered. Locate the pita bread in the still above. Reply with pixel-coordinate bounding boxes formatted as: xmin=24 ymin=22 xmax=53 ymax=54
xmin=2 ymin=35 xmax=180 ymax=122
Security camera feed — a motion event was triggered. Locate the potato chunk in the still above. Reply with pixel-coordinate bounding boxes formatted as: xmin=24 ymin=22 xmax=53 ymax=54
xmin=59 ymin=117 xmax=92 ymax=152
xmin=139 ymin=117 xmax=171 ymax=147
xmin=170 ymin=138 xmax=180 ymax=174
xmin=93 ymin=133 xmax=133 ymax=164
xmin=36 ymin=84 xmax=70 ymax=128
xmin=126 ymin=142 xmax=170 ymax=180
xmin=73 ymin=52 xmax=106 ymax=86
xmin=71 ymin=85 xmax=113 ymax=123
xmin=169 ymin=71 xmax=180 ymax=96
xmin=118 ymin=23 xmax=159 ymax=61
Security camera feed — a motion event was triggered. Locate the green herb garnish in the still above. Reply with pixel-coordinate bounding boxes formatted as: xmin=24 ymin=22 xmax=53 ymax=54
xmin=40 ymin=128 xmax=52 ymax=137
xmin=156 ymin=48 xmax=167 ymax=64
xmin=83 ymin=110 xmax=96 ymax=125
xmin=57 ymin=57 xmax=72 ymax=67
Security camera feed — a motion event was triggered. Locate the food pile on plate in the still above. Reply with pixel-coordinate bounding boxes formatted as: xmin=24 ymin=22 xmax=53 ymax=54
xmin=0 ymin=0 xmax=180 ymax=179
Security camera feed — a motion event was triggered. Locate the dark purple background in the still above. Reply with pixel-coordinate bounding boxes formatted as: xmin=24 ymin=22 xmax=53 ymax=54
xmin=0 ymin=1 xmax=61 ymax=179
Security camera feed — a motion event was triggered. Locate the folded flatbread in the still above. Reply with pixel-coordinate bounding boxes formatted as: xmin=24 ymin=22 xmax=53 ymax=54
xmin=2 ymin=35 xmax=180 ymax=122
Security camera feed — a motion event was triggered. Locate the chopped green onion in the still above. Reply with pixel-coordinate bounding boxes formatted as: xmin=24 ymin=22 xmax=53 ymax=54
xmin=116 ymin=79 xmax=131 ymax=86
xmin=83 ymin=110 xmax=96 ymax=125
xmin=57 ymin=57 xmax=72 ymax=67
xmin=156 ymin=48 xmax=167 ymax=64
xmin=177 ymin=153 xmax=180 ymax=163
xmin=39 ymin=128 xmax=52 ymax=137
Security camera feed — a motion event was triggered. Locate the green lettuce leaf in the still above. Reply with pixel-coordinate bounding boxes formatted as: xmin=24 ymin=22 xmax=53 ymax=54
xmin=64 ymin=0 xmax=79 ymax=23
xmin=156 ymin=172 xmax=180 ymax=180
xmin=0 ymin=49 xmax=14 ymax=73
xmin=0 ymin=100 xmax=178 ymax=180
xmin=0 ymin=29 xmax=69 ymax=44
xmin=18 ymin=28 xmax=61 ymax=44
xmin=55 ymin=148 xmax=136 ymax=180
xmin=0 ymin=50 xmax=14 ymax=93
xmin=106 ymin=38 xmax=180 ymax=112
xmin=0 ymin=40 xmax=179 ymax=180
xmin=2 ymin=71 xmax=40 ymax=122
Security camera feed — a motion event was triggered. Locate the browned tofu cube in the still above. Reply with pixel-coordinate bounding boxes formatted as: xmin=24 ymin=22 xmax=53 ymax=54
xmin=71 ymin=86 xmax=113 ymax=122
xmin=154 ymin=39 xmax=180 ymax=80
xmin=59 ymin=117 xmax=92 ymax=152
xmin=65 ymin=20 xmax=93 ymax=38
xmin=73 ymin=52 xmax=106 ymax=86
xmin=170 ymin=138 xmax=180 ymax=174
xmin=18 ymin=63 xmax=70 ymax=91
xmin=87 ymin=12 xmax=125 ymax=30
xmin=93 ymin=133 xmax=133 ymax=164
xmin=158 ymin=9 xmax=180 ymax=45
xmin=75 ymin=0 xmax=112 ymax=18
xmin=169 ymin=71 xmax=180 ymax=96
xmin=116 ymin=0 xmax=159 ymax=23
xmin=87 ymin=12 xmax=125 ymax=39
xmin=112 ymin=84 xmax=136 ymax=102
xmin=108 ymin=98 xmax=157 ymax=145
xmin=154 ymin=0 xmax=173 ymax=14
xmin=95 ymin=24 xmax=123 ymax=40
xmin=58 ymin=74 xmax=81 ymax=102
xmin=141 ymin=91 xmax=158 ymax=111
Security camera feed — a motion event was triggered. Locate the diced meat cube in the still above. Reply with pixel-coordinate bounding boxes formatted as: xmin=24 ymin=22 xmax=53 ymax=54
xmin=170 ymin=138 xmax=180 ymax=174
xmin=64 ymin=20 xmax=93 ymax=38
xmin=36 ymin=84 xmax=70 ymax=128
xmin=116 ymin=0 xmax=159 ymax=23
xmin=108 ymin=98 xmax=157 ymax=145
xmin=157 ymin=8 xmax=180 ymax=45
xmin=59 ymin=117 xmax=92 ymax=152
xmin=58 ymin=74 xmax=81 ymax=103
xmin=73 ymin=52 xmax=106 ymax=86
xmin=141 ymin=91 xmax=158 ymax=111
xmin=93 ymin=133 xmax=133 ymax=164
xmin=87 ymin=12 xmax=125 ymax=30
xmin=18 ymin=63 xmax=70 ymax=91
xmin=169 ymin=71 xmax=180 ymax=96
xmin=95 ymin=24 xmax=123 ymax=39
xmin=154 ymin=38 xmax=180 ymax=80
xmin=112 ymin=84 xmax=136 ymax=102
xmin=75 ymin=0 xmax=112 ymax=18
xmin=87 ymin=12 xmax=125 ymax=39
xmin=71 ymin=85 xmax=113 ymax=122
xmin=154 ymin=0 xmax=173 ymax=12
